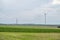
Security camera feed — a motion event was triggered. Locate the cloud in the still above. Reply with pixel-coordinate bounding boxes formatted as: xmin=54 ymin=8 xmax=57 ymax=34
xmin=0 ymin=0 xmax=60 ymax=24
xmin=52 ymin=0 xmax=60 ymax=5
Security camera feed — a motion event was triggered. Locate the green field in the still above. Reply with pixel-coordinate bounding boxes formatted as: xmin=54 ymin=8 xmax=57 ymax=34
xmin=0 ymin=25 xmax=60 ymax=40
xmin=0 ymin=25 xmax=59 ymax=33
xmin=0 ymin=25 xmax=57 ymax=29
xmin=0 ymin=32 xmax=60 ymax=40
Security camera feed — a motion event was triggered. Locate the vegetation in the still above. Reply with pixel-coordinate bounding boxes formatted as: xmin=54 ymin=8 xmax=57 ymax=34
xmin=0 ymin=25 xmax=60 ymax=40
xmin=0 ymin=32 xmax=60 ymax=40
xmin=0 ymin=25 xmax=59 ymax=33
xmin=58 ymin=26 xmax=60 ymax=28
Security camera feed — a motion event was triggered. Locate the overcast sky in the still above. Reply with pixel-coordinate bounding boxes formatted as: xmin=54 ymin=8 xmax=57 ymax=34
xmin=0 ymin=0 xmax=60 ymax=24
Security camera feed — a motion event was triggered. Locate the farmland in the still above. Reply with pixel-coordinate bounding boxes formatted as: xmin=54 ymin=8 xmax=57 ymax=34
xmin=0 ymin=25 xmax=59 ymax=33
xmin=0 ymin=32 xmax=60 ymax=40
xmin=0 ymin=24 xmax=60 ymax=40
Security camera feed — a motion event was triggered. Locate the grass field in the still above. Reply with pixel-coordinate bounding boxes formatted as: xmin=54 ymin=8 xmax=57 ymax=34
xmin=0 ymin=25 xmax=57 ymax=29
xmin=0 ymin=25 xmax=60 ymax=40
xmin=0 ymin=25 xmax=60 ymax=33
xmin=0 ymin=32 xmax=60 ymax=40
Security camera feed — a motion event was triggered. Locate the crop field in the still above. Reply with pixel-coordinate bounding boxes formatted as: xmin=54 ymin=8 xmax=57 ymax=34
xmin=0 ymin=25 xmax=60 ymax=40
xmin=0 ymin=32 xmax=60 ymax=40
xmin=0 ymin=25 xmax=57 ymax=29
xmin=0 ymin=25 xmax=59 ymax=33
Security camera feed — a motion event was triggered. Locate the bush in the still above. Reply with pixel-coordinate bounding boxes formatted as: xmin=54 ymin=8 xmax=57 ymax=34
xmin=58 ymin=26 xmax=60 ymax=28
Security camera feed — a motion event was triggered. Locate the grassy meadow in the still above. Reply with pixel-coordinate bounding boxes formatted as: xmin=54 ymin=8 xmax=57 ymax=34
xmin=0 ymin=25 xmax=60 ymax=40
xmin=0 ymin=32 xmax=60 ymax=40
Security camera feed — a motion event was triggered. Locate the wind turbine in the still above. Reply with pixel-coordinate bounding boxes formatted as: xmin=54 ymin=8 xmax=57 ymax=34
xmin=44 ymin=13 xmax=46 ymax=24
xmin=16 ymin=18 xmax=18 ymax=24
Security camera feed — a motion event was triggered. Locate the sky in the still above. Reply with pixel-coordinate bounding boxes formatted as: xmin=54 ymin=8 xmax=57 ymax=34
xmin=0 ymin=0 xmax=60 ymax=24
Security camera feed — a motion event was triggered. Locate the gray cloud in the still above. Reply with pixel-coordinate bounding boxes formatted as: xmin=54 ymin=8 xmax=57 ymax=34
xmin=0 ymin=0 xmax=60 ymax=24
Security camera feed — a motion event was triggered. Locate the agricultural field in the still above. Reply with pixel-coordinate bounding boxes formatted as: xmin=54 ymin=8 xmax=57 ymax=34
xmin=0 ymin=25 xmax=60 ymax=33
xmin=0 ymin=25 xmax=58 ymax=29
xmin=0 ymin=25 xmax=60 ymax=40
xmin=0 ymin=32 xmax=60 ymax=40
